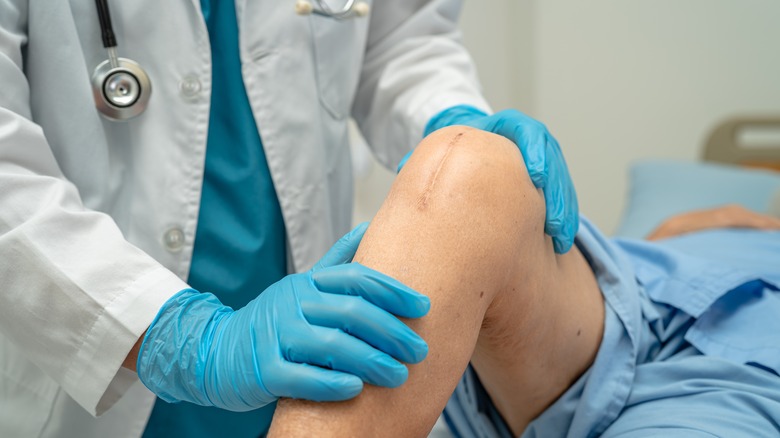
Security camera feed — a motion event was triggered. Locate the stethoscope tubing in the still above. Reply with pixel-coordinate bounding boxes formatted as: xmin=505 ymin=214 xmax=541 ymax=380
xmin=95 ymin=0 xmax=117 ymax=49
xmin=91 ymin=0 xmax=152 ymax=121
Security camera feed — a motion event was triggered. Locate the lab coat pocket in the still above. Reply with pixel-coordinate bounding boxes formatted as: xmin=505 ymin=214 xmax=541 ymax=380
xmin=309 ymin=8 xmax=370 ymax=120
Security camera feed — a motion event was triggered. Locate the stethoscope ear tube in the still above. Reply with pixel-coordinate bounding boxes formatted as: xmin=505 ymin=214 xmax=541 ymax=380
xmin=92 ymin=0 xmax=151 ymax=121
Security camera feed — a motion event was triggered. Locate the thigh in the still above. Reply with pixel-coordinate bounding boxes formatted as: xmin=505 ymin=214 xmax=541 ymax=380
xmin=469 ymin=241 xmax=605 ymax=433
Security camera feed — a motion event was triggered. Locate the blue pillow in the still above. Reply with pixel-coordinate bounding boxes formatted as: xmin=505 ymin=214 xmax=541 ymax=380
xmin=614 ymin=160 xmax=780 ymax=239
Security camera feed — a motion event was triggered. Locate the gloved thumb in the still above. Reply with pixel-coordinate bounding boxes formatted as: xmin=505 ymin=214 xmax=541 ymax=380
xmin=396 ymin=149 xmax=414 ymax=173
xmin=312 ymin=222 xmax=370 ymax=271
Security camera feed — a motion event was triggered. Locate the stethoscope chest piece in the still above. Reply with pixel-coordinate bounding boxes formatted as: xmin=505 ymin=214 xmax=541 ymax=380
xmin=92 ymin=57 xmax=151 ymax=121
xmin=92 ymin=0 xmax=152 ymax=121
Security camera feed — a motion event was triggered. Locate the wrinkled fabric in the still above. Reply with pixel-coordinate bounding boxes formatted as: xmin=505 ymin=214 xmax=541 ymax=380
xmin=445 ymin=219 xmax=780 ymax=438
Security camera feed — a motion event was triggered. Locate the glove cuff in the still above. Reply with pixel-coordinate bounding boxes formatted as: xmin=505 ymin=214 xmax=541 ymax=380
xmin=424 ymin=104 xmax=489 ymax=137
xmin=136 ymin=288 xmax=229 ymax=406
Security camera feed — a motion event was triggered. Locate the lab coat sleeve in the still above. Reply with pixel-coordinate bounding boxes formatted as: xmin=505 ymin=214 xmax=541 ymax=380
xmin=352 ymin=0 xmax=492 ymax=169
xmin=0 ymin=2 xmax=188 ymax=416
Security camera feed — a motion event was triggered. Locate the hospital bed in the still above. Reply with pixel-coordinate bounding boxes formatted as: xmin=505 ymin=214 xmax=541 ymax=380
xmin=614 ymin=116 xmax=780 ymax=239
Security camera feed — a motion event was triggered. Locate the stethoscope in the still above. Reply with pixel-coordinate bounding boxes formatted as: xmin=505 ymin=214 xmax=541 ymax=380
xmin=91 ymin=0 xmax=151 ymax=121
xmin=295 ymin=0 xmax=370 ymax=19
xmin=91 ymin=0 xmax=369 ymax=121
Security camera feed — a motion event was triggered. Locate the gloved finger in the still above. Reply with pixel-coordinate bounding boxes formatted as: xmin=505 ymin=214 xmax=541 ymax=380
xmin=484 ymin=109 xmax=538 ymax=138
xmin=396 ymin=149 xmax=414 ymax=173
xmin=312 ymin=263 xmax=431 ymax=319
xmin=513 ymin=127 xmax=548 ymax=189
xmin=543 ymin=170 xmax=566 ymax=249
xmin=301 ymin=293 xmax=428 ymax=364
xmin=557 ymin=175 xmax=580 ymax=254
xmin=552 ymin=189 xmax=579 ymax=254
xmin=543 ymin=138 xmax=578 ymax=254
xmin=312 ymin=222 xmax=370 ymax=272
xmin=481 ymin=110 xmax=548 ymax=189
xmin=285 ymin=325 xmax=409 ymax=388
xmin=265 ymin=362 xmax=364 ymax=402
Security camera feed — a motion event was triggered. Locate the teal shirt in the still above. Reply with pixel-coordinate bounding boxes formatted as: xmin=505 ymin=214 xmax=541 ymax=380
xmin=143 ymin=1 xmax=285 ymax=436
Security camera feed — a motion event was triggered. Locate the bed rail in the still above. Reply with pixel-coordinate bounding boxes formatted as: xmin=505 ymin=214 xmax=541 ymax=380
xmin=703 ymin=117 xmax=780 ymax=171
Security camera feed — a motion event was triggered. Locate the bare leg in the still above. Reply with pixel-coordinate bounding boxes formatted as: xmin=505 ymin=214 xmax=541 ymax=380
xmin=268 ymin=126 xmax=604 ymax=436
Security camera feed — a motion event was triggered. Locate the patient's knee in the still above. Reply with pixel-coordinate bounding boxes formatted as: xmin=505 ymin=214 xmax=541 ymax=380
xmin=397 ymin=126 xmax=543 ymax=222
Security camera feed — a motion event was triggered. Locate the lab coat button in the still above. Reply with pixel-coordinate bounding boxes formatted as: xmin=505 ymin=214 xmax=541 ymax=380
xmin=163 ymin=228 xmax=185 ymax=252
xmin=179 ymin=76 xmax=202 ymax=97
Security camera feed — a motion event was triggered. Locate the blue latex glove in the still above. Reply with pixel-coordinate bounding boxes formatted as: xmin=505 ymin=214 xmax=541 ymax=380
xmin=399 ymin=105 xmax=579 ymax=253
xmin=137 ymin=223 xmax=430 ymax=411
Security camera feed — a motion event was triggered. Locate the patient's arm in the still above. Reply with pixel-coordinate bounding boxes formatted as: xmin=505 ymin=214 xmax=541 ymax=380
xmin=268 ymin=126 xmax=604 ymax=437
xmin=646 ymin=204 xmax=780 ymax=240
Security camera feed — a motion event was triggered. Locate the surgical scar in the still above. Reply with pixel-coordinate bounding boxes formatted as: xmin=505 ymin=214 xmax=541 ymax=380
xmin=416 ymin=132 xmax=464 ymax=210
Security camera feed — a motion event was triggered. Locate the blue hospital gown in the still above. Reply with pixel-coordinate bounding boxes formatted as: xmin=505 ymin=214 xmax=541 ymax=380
xmin=444 ymin=217 xmax=780 ymax=438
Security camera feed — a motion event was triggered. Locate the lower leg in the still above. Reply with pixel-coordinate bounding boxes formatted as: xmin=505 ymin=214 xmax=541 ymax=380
xmin=268 ymin=126 xmax=603 ymax=436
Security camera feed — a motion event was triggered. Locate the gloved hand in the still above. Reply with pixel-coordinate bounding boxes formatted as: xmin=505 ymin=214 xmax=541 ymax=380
xmin=398 ymin=105 xmax=579 ymax=254
xmin=137 ymin=223 xmax=430 ymax=411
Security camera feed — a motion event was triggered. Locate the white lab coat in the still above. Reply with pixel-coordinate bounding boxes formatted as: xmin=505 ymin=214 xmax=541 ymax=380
xmin=0 ymin=0 xmax=489 ymax=436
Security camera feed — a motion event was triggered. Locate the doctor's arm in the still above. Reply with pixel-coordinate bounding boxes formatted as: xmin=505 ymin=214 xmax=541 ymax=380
xmin=352 ymin=0 xmax=579 ymax=254
xmin=0 ymin=0 xmax=190 ymax=416
xmin=646 ymin=205 xmax=780 ymax=240
xmin=0 ymin=1 xmax=427 ymax=417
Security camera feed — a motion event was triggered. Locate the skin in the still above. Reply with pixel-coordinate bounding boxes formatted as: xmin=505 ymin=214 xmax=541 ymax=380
xmin=267 ymin=126 xmax=604 ymax=437
xmin=646 ymin=204 xmax=780 ymax=240
xmin=121 ymin=206 xmax=778 ymax=372
xmin=123 ymin=332 xmax=144 ymax=371
xmin=120 ymin=128 xmax=780 ymax=434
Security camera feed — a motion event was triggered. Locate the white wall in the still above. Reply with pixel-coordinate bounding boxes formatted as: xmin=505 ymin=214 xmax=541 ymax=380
xmin=352 ymin=0 xmax=526 ymax=226
xmin=533 ymin=0 xmax=780 ymax=233
xmin=354 ymin=0 xmax=780 ymax=233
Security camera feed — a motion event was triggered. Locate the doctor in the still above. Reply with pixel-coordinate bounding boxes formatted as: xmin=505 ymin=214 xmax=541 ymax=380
xmin=0 ymin=1 xmax=577 ymax=437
